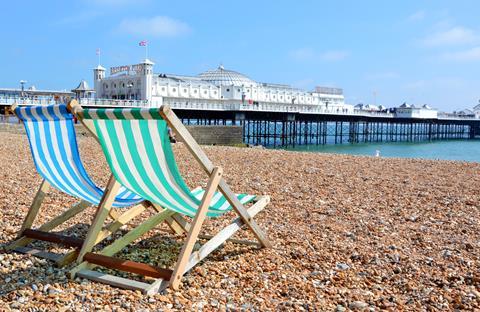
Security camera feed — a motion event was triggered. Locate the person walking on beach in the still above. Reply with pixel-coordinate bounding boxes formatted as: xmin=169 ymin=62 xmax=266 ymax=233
xmin=168 ymin=126 xmax=177 ymax=143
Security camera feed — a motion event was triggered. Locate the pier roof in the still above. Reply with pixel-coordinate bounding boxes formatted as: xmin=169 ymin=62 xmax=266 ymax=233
xmin=198 ymin=65 xmax=257 ymax=87
xmin=72 ymin=80 xmax=92 ymax=92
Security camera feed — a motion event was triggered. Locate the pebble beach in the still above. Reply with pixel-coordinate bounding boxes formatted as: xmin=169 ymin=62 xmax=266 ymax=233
xmin=0 ymin=132 xmax=479 ymax=311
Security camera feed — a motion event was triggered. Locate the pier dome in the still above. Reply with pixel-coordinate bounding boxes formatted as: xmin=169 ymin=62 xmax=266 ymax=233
xmin=198 ymin=65 xmax=257 ymax=87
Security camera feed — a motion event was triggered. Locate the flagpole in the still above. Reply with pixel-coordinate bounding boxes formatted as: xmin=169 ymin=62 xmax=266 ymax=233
xmin=145 ymin=43 xmax=148 ymax=60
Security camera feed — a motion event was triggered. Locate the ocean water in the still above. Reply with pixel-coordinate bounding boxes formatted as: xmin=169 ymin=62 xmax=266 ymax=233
xmin=281 ymin=140 xmax=480 ymax=163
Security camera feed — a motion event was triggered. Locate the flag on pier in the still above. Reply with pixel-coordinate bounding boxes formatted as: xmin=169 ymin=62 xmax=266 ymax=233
xmin=139 ymin=40 xmax=147 ymax=46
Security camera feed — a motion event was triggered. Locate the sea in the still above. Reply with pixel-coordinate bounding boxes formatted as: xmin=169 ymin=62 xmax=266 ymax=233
xmin=3 ymin=116 xmax=479 ymax=163
xmin=281 ymin=140 xmax=480 ymax=163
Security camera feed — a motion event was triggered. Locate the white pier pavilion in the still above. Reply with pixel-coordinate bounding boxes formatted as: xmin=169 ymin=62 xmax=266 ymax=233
xmin=92 ymin=59 xmax=354 ymax=114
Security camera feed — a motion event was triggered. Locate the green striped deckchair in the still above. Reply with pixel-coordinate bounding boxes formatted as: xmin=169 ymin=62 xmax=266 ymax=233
xmin=68 ymin=100 xmax=272 ymax=293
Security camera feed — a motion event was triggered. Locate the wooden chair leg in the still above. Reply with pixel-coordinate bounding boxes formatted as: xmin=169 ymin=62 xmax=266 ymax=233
xmin=94 ymin=202 xmax=148 ymax=245
xmin=108 ymin=209 xmax=121 ymax=221
xmin=219 ymin=181 xmax=272 ymax=248
xmin=76 ymin=175 xmax=121 ymax=264
xmin=18 ymin=179 xmax=50 ymax=237
xmin=169 ymin=167 xmax=223 ymax=290
xmin=7 ymin=200 xmax=91 ymax=250
xmin=184 ymin=195 xmax=269 ymax=273
xmin=56 ymin=250 xmax=79 ymax=267
xmin=165 ymin=216 xmax=187 ymax=235
xmin=151 ymin=203 xmax=188 ymax=235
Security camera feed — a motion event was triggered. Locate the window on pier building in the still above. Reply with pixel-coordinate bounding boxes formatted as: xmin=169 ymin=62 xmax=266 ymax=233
xmin=226 ymin=88 xmax=230 ymax=92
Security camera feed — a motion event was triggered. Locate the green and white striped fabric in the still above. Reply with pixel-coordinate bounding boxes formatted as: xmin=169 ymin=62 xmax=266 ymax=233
xmin=79 ymin=108 xmax=256 ymax=218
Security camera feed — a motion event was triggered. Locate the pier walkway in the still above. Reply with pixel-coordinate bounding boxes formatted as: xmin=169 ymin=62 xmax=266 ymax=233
xmin=1 ymin=97 xmax=479 ymax=147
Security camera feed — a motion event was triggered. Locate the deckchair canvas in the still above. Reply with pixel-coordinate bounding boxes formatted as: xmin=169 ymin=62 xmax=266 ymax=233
xmin=6 ymin=104 xmax=147 ymax=266
xmin=68 ymin=101 xmax=272 ymax=293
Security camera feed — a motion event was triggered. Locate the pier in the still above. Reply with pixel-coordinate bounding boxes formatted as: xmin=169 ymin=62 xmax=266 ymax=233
xmin=175 ymin=109 xmax=479 ymax=147
xmin=1 ymin=97 xmax=479 ymax=147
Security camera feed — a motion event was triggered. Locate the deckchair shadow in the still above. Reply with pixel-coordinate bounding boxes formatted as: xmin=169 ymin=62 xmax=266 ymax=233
xmin=68 ymin=100 xmax=272 ymax=293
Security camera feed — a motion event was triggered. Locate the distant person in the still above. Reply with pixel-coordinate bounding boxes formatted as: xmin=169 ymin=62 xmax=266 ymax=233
xmin=168 ymin=127 xmax=177 ymax=143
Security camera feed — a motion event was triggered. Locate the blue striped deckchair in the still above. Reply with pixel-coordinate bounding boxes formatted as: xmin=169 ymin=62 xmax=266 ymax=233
xmin=68 ymin=101 xmax=272 ymax=293
xmin=7 ymin=103 xmax=146 ymax=266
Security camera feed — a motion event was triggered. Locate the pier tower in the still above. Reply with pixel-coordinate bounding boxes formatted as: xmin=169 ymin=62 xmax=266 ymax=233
xmin=140 ymin=59 xmax=154 ymax=101
xmin=93 ymin=65 xmax=105 ymax=98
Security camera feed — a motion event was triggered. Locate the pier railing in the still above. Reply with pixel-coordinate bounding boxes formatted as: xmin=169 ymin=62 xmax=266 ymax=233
xmin=2 ymin=96 xmax=479 ymax=121
xmin=438 ymin=113 xmax=479 ymax=120
xmin=0 ymin=96 xmax=57 ymax=106
xmin=165 ymin=100 xmax=395 ymax=117
xmin=79 ymin=98 xmax=150 ymax=107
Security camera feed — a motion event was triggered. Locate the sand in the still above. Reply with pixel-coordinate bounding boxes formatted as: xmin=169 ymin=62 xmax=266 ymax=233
xmin=0 ymin=132 xmax=479 ymax=311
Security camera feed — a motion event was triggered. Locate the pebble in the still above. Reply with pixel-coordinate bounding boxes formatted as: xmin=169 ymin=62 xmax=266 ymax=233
xmin=0 ymin=134 xmax=479 ymax=310
xmin=349 ymin=301 xmax=369 ymax=310
xmin=336 ymin=263 xmax=350 ymax=270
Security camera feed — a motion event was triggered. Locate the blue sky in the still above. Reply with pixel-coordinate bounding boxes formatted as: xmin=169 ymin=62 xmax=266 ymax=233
xmin=1 ymin=0 xmax=479 ymax=111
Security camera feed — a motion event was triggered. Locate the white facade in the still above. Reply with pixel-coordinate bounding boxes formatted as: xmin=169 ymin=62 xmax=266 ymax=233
xmin=395 ymin=104 xmax=438 ymax=119
xmin=93 ymin=60 xmax=352 ymax=113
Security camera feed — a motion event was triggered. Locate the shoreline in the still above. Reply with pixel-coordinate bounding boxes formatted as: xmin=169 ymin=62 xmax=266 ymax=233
xmin=0 ymin=132 xmax=479 ymax=310
xmin=276 ymin=139 xmax=480 ymax=163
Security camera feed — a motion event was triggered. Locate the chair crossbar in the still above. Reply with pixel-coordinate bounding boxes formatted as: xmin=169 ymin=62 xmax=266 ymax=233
xmin=22 ymin=229 xmax=84 ymax=248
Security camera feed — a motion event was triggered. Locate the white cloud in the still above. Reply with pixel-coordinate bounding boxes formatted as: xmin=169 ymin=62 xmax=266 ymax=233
xmin=54 ymin=11 xmax=102 ymax=26
xmin=289 ymin=48 xmax=349 ymax=62
xmin=441 ymin=47 xmax=480 ymax=61
xmin=421 ymin=26 xmax=478 ymax=46
xmin=365 ymin=72 xmax=399 ymax=80
xmin=118 ymin=16 xmax=190 ymax=38
xmin=318 ymin=50 xmax=349 ymax=61
xmin=404 ymin=80 xmax=427 ymax=90
xmin=289 ymin=48 xmax=315 ymax=61
xmin=408 ymin=10 xmax=425 ymax=22
xmin=404 ymin=77 xmax=468 ymax=90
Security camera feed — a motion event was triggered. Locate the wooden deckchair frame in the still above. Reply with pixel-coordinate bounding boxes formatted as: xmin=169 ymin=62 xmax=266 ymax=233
xmin=68 ymin=102 xmax=272 ymax=293
xmin=5 ymin=104 xmax=148 ymax=267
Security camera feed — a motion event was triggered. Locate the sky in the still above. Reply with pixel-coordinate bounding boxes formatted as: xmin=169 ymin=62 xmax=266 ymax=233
xmin=1 ymin=0 xmax=479 ymax=112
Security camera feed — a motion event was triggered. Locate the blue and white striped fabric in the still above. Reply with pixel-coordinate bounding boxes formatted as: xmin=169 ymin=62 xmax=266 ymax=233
xmin=15 ymin=104 xmax=143 ymax=208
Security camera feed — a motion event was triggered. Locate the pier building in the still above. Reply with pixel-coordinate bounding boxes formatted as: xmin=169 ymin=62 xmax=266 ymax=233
xmin=93 ymin=59 xmax=353 ymax=113
xmin=394 ymin=103 xmax=438 ymax=119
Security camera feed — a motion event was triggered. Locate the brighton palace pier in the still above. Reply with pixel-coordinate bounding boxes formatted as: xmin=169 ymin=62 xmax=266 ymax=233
xmin=1 ymin=59 xmax=480 ymax=146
